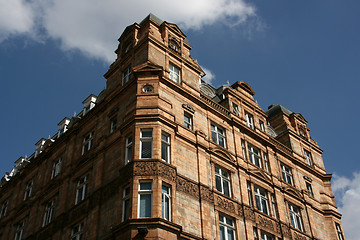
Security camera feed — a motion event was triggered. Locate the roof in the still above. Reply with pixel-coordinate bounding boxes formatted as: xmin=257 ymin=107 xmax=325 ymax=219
xmin=266 ymin=104 xmax=293 ymax=118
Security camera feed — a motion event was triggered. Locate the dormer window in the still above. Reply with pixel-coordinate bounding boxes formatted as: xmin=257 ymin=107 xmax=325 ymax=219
xmin=35 ymin=138 xmax=46 ymax=158
xmin=58 ymin=117 xmax=70 ymax=137
xmin=82 ymin=94 xmax=97 ymax=116
xmin=169 ymin=40 xmax=179 ymax=52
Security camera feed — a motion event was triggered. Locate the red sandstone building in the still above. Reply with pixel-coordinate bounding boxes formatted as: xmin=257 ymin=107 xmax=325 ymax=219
xmin=0 ymin=14 xmax=345 ymax=240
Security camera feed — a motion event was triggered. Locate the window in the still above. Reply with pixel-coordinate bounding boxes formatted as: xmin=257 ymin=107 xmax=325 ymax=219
xmin=254 ymin=186 xmax=269 ymax=215
xmin=253 ymin=227 xmax=259 ymax=240
xmin=304 ymin=150 xmax=313 ymax=166
xmin=281 ymin=164 xmax=294 ymax=186
xmin=248 ymin=144 xmax=262 ymax=168
xmin=110 ymin=119 xmax=117 ymax=133
xmin=215 ymin=166 xmax=231 ymax=197
xmin=0 ymin=200 xmax=8 ymax=218
xmin=82 ymin=131 xmax=93 ymax=155
xmin=271 ymin=194 xmax=277 ymax=219
xmin=43 ymin=199 xmax=55 ymax=226
xmin=241 ymin=140 xmax=247 ymax=160
xmin=260 ymin=231 xmax=275 ymax=240
xmin=140 ymin=129 xmax=152 ymax=159
xmin=219 ymin=214 xmax=236 ymax=240
xmin=122 ymin=186 xmax=131 ymax=221
xmin=75 ymin=175 xmax=88 ymax=204
xmin=247 ymin=181 xmax=253 ymax=207
xmin=138 ymin=182 xmax=152 ymax=218
xmin=125 ymin=135 xmax=133 ymax=164
xmin=161 ymin=132 xmax=171 ymax=163
xmin=233 ymin=103 xmax=240 ymax=116
xmin=259 ymin=120 xmax=265 ymax=131
xmin=122 ymin=67 xmax=131 ymax=85
xmin=71 ymin=222 xmax=84 ymax=240
xmin=51 ymin=158 xmax=62 ymax=179
xmin=264 ymin=153 xmax=270 ymax=173
xmin=142 ymin=85 xmax=153 ymax=93
xmin=15 ymin=220 xmax=25 ymax=240
xmin=289 ymin=203 xmax=303 ymax=231
xmin=306 ymin=182 xmax=314 ymax=197
xmin=184 ymin=112 xmax=193 ymax=130
xmin=169 ymin=63 xmax=180 ymax=83
xmin=335 ymin=223 xmax=344 ymax=240
xmin=24 ymin=180 xmax=33 ymax=200
xmin=245 ymin=112 xmax=254 ymax=129
xmin=211 ymin=123 xmax=226 ymax=147
xmin=169 ymin=40 xmax=179 ymax=51
xmin=162 ymin=184 xmax=171 ymax=220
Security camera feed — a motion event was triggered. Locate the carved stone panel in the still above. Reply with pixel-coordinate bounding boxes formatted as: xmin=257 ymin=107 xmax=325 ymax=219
xmin=237 ymin=204 xmax=244 ymax=217
xmin=257 ymin=214 xmax=275 ymax=232
xmin=176 ymin=176 xmax=199 ymax=198
xmin=281 ymin=223 xmax=292 ymax=238
xmin=134 ymin=161 xmax=157 ymax=176
xmin=215 ymin=195 xmax=236 ymax=213
xmin=200 ymin=185 xmax=214 ymax=203
xmin=293 ymin=231 xmax=308 ymax=240
xmin=158 ymin=163 xmax=176 ymax=182
xmin=243 ymin=205 xmax=255 ymax=221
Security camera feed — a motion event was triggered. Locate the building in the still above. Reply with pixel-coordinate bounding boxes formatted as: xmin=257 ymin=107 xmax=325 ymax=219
xmin=0 ymin=14 xmax=345 ymax=240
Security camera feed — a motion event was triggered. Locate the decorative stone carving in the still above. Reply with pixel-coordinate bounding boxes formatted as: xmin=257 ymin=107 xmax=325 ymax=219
xmin=275 ymin=222 xmax=282 ymax=234
xmin=176 ymin=176 xmax=199 ymax=198
xmin=134 ymin=161 xmax=157 ymax=176
xmin=294 ymin=232 xmax=308 ymax=240
xmin=216 ymin=195 xmax=236 ymax=213
xmin=237 ymin=204 xmax=244 ymax=217
xmin=182 ymin=103 xmax=195 ymax=113
xmin=281 ymin=224 xmax=292 ymax=238
xmin=200 ymin=185 xmax=214 ymax=203
xmin=158 ymin=163 xmax=176 ymax=182
xmin=257 ymin=214 xmax=275 ymax=232
xmin=244 ymin=205 xmax=255 ymax=221
xmin=303 ymin=175 xmax=312 ymax=182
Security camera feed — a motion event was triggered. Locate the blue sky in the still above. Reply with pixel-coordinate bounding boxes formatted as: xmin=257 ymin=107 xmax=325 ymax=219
xmin=1 ymin=0 xmax=359 ymax=238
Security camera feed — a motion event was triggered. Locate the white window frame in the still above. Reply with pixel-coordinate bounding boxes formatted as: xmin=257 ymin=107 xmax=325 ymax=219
xmin=0 ymin=200 xmax=8 ymax=218
xmin=24 ymin=180 xmax=33 ymax=200
xmin=259 ymin=120 xmax=265 ymax=131
xmin=260 ymin=231 xmax=275 ymax=240
xmin=15 ymin=220 xmax=25 ymax=240
xmin=71 ymin=222 xmax=84 ymax=240
xmin=43 ymin=199 xmax=55 ymax=226
xmin=233 ymin=103 xmax=240 ymax=116
xmin=254 ymin=186 xmax=269 ymax=215
xmin=110 ymin=118 xmax=117 ymax=133
xmin=169 ymin=63 xmax=180 ymax=83
xmin=162 ymin=184 xmax=171 ymax=221
xmin=138 ymin=181 xmax=152 ymax=218
xmin=247 ymin=181 xmax=253 ymax=207
xmin=264 ymin=153 xmax=270 ymax=173
xmin=140 ymin=129 xmax=153 ymax=159
xmin=161 ymin=132 xmax=171 ymax=163
xmin=82 ymin=131 xmax=93 ymax=155
xmin=281 ymin=164 xmax=294 ymax=186
xmin=122 ymin=67 xmax=131 ymax=85
xmin=306 ymin=182 xmax=314 ymax=197
xmin=271 ymin=193 xmax=277 ymax=219
xmin=245 ymin=112 xmax=254 ymax=129
xmin=253 ymin=227 xmax=259 ymax=240
xmin=289 ymin=203 xmax=303 ymax=231
xmin=184 ymin=112 xmax=193 ymax=130
xmin=211 ymin=123 xmax=226 ymax=148
xmin=219 ymin=213 xmax=236 ymax=240
xmin=122 ymin=185 xmax=131 ymax=221
xmin=241 ymin=140 xmax=247 ymax=160
xmin=304 ymin=149 xmax=313 ymax=166
xmin=75 ymin=175 xmax=88 ymax=204
xmin=335 ymin=223 xmax=344 ymax=240
xmin=125 ymin=135 xmax=133 ymax=164
xmin=51 ymin=158 xmax=62 ymax=179
xmin=248 ymin=144 xmax=262 ymax=168
xmin=215 ymin=166 xmax=231 ymax=197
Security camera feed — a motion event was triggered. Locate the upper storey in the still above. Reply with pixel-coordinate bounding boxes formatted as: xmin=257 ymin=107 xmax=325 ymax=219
xmin=104 ymin=14 xmax=203 ymax=96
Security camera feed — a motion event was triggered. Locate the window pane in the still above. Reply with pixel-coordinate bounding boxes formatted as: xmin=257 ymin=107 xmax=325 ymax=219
xmin=140 ymin=182 xmax=152 ymax=190
xmin=216 ymin=176 xmax=222 ymax=192
xmin=220 ymin=226 xmax=226 ymax=240
xmin=141 ymin=130 xmax=152 ymax=138
xmin=162 ymin=185 xmax=170 ymax=194
xmin=139 ymin=194 xmax=151 ymax=217
xmin=227 ymin=229 xmax=235 ymax=240
xmin=141 ymin=141 xmax=152 ymax=158
xmin=161 ymin=142 xmax=168 ymax=161
xmin=223 ymin=180 xmax=230 ymax=196
xmin=124 ymin=199 xmax=130 ymax=220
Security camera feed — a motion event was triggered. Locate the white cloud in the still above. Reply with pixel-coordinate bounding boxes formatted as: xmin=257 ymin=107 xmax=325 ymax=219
xmin=332 ymin=172 xmax=360 ymax=240
xmin=0 ymin=0 xmax=257 ymax=62
xmin=201 ymin=66 xmax=216 ymax=84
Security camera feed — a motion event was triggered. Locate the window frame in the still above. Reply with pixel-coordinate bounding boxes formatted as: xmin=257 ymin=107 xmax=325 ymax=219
xmin=289 ymin=203 xmax=303 ymax=231
xmin=335 ymin=222 xmax=344 ymax=240
xmin=122 ymin=185 xmax=131 ymax=222
xmin=247 ymin=181 xmax=253 ymax=207
xmin=169 ymin=63 xmax=181 ymax=83
xmin=71 ymin=222 xmax=84 ymax=240
xmin=82 ymin=131 xmax=94 ymax=155
xmin=245 ymin=111 xmax=254 ymax=129
xmin=254 ymin=185 xmax=269 ymax=215
xmin=281 ymin=163 xmax=294 ymax=186
xmin=24 ymin=180 xmax=33 ymax=200
xmin=122 ymin=67 xmax=131 ymax=85
xmin=259 ymin=120 xmax=265 ymax=132
xmin=260 ymin=230 xmax=275 ymax=240
xmin=248 ymin=144 xmax=262 ymax=168
xmin=219 ymin=213 xmax=236 ymax=240
xmin=14 ymin=220 xmax=25 ymax=240
xmin=0 ymin=200 xmax=8 ymax=218
xmin=184 ymin=112 xmax=193 ymax=130
xmin=306 ymin=182 xmax=314 ymax=197
xmin=211 ymin=123 xmax=226 ymax=148
xmin=125 ymin=135 xmax=133 ymax=164
xmin=43 ymin=199 xmax=55 ymax=227
xmin=140 ymin=129 xmax=153 ymax=159
xmin=75 ymin=175 xmax=88 ymax=205
xmin=304 ymin=149 xmax=313 ymax=166
xmin=51 ymin=158 xmax=62 ymax=179
xmin=138 ymin=181 xmax=153 ymax=218
xmin=215 ymin=166 xmax=231 ymax=197
xmin=110 ymin=118 xmax=117 ymax=133
xmin=162 ymin=183 xmax=171 ymax=221
xmin=161 ymin=132 xmax=171 ymax=163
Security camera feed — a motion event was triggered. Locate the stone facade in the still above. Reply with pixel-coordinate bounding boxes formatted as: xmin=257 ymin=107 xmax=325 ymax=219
xmin=0 ymin=14 xmax=345 ymax=240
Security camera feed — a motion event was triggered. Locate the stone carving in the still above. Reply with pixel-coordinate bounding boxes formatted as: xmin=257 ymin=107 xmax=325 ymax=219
xmin=257 ymin=214 xmax=274 ymax=231
xmin=200 ymin=185 xmax=214 ymax=203
xmin=134 ymin=161 xmax=157 ymax=176
xmin=275 ymin=222 xmax=282 ymax=234
xmin=237 ymin=204 xmax=244 ymax=217
xmin=294 ymin=232 xmax=308 ymax=240
xmin=182 ymin=103 xmax=195 ymax=113
xmin=244 ymin=205 xmax=255 ymax=221
xmin=216 ymin=195 xmax=236 ymax=213
xmin=176 ymin=176 xmax=199 ymax=198
xmin=158 ymin=163 xmax=176 ymax=182
xmin=303 ymin=175 xmax=312 ymax=182
xmin=281 ymin=224 xmax=292 ymax=238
